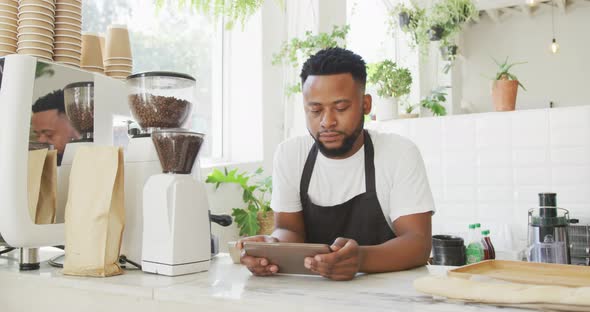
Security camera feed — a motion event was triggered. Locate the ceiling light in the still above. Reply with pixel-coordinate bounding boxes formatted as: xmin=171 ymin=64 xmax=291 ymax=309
xmin=550 ymin=0 xmax=559 ymax=54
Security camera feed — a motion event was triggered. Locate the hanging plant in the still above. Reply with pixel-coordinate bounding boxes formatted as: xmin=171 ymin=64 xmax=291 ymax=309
xmin=441 ymin=43 xmax=458 ymax=74
xmin=389 ymin=2 xmax=430 ymax=56
xmin=428 ymin=24 xmax=444 ymax=41
xmin=155 ymin=0 xmax=269 ymax=29
xmin=429 ymin=0 xmax=478 ymax=43
xmin=429 ymin=0 xmax=477 ymax=74
xmin=272 ymin=25 xmax=350 ymax=96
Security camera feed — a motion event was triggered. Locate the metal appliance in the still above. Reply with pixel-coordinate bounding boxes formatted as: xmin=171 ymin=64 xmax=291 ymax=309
xmin=568 ymin=220 xmax=590 ymax=266
xmin=527 ymin=193 xmax=571 ymax=264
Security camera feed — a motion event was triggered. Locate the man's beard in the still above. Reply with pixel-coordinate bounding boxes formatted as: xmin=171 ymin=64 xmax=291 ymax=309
xmin=310 ymin=117 xmax=364 ymax=158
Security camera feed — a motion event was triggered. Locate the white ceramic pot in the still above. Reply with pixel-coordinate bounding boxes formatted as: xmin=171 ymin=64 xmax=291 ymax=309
xmin=374 ymin=96 xmax=398 ymax=121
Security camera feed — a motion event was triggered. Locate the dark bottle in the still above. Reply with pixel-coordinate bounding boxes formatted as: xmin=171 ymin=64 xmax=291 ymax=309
xmin=481 ymin=229 xmax=496 ymax=260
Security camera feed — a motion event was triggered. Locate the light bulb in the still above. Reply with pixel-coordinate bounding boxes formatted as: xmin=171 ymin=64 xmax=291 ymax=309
xmin=526 ymin=0 xmax=537 ymax=6
xmin=551 ymin=38 xmax=559 ymax=54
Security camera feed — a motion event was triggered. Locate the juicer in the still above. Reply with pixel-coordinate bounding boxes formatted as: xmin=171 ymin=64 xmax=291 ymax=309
xmin=527 ymin=193 xmax=571 ymax=264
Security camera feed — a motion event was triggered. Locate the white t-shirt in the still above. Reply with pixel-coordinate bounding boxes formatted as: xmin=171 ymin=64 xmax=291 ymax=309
xmin=270 ymin=130 xmax=435 ymax=232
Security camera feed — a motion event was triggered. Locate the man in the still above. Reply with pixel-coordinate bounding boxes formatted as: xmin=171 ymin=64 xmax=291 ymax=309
xmin=239 ymin=47 xmax=435 ymax=280
xmin=31 ymin=89 xmax=80 ymax=165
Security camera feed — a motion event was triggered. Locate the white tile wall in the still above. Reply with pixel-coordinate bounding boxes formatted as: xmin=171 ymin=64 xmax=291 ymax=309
xmin=367 ymin=105 xmax=590 ymax=252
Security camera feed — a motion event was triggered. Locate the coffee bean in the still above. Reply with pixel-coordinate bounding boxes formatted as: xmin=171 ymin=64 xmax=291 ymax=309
xmin=129 ymin=94 xmax=191 ymax=129
xmin=66 ymin=100 xmax=94 ymax=134
xmin=152 ymin=133 xmax=203 ymax=174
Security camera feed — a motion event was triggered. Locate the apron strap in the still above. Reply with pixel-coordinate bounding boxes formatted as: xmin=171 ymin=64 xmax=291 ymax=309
xmin=363 ymin=130 xmax=376 ymax=193
xmin=300 ymin=143 xmax=318 ymax=197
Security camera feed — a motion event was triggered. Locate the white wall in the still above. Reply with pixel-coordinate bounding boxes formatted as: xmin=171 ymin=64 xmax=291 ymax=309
xmin=367 ymin=105 xmax=590 ymax=254
xmin=459 ymin=5 xmax=590 ymax=113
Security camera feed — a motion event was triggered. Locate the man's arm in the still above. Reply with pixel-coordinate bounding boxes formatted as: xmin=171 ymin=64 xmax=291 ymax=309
xmin=359 ymin=211 xmax=432 ymax=273
xmin=271 ymin=211 xmax=306 ymax=243
xmin=306 ymin=211 xmax=431 ymax=280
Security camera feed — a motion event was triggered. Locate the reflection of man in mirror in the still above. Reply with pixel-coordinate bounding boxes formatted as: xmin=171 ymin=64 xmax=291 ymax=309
xmin=32 ymin=89 xmax=80 ymax=165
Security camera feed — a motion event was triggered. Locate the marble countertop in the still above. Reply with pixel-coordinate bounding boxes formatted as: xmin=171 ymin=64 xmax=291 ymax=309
xmin=0 ymin=248 xmax=527 ymax=312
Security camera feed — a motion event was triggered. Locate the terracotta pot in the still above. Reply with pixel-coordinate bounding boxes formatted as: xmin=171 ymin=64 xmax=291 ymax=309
xmin=492 ymin=80 xmax=518 ymax=111
xmin=257 ymin=211 xmax=274 ymax=235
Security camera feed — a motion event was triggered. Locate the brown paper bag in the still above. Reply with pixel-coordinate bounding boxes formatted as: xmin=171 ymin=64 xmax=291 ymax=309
xmin=27 ymin=149 xmax=57 ymax=224
xmin=63 ymin=146 xmax=125 ymax=277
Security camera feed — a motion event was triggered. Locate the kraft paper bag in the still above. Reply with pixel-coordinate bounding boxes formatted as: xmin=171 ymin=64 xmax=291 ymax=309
xmin=63 ymin=146 xmax=125 ymax=277
xmin=27 ymin=149 xmax=57 ymax=224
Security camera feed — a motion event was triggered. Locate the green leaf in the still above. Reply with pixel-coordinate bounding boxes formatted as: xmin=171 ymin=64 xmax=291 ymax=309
xmin=232 ymin=208 xmax=259 ymax=237
xmin=205 ymin=167 xmax=250 ymax=189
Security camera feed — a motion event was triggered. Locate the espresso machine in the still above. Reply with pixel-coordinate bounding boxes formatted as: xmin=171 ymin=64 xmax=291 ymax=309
xmin=0 ymin=55 xmax=128 ymax=269
xmin=527 ymin=193 xmax=571 ymax=264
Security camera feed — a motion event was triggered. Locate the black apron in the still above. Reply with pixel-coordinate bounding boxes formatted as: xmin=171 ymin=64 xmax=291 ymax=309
xmin=300 ymin=130 xmax=396 ymax=246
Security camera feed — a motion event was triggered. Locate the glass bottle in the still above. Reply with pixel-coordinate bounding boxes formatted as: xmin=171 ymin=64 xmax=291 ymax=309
xmin=482 ymin=229 xmax=496 ymax=260
xmin=466 ymin=224 xmax=484 ymax=264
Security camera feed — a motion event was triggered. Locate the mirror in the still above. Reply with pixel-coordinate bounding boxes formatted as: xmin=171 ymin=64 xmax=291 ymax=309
xmin=0 ymin=55 xmax=129 ymax=248
xmin=29 ymin=61 xmax=94 ymax=225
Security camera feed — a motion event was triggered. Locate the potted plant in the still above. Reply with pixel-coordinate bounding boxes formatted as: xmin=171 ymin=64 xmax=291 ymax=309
xmin=272 ymin=25 xmax=350 ymax=96
xmin=367 ymin=60 xmax=412 ymax=121
xmin=399 ymin=97 xmax=419 ymax=119
xmin=206 ymin=167 xmax=273 ymax=237
xmin=491 ymin=57 xmax=526 ymax=112
xmin=420 ymin=86 xmax=449 ymax=117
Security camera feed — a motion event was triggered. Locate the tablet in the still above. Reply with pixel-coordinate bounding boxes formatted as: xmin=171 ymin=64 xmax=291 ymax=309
xmin=243 ymin=242 xmax=332 ymax=275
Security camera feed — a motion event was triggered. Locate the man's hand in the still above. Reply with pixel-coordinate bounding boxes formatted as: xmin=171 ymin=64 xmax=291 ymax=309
xmin=237 ymin=235 xmax=280 ymax=276
xmin=304 ymin=237 xmax=363 ymax=281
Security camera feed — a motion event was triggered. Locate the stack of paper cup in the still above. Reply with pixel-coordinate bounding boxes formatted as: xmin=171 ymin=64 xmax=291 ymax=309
xmin=104 ymin=24 xmax=132 ymax=79
xmin=53 ymin=0 xmax=81 ymax=67
xmin=80 ymin=32 xmax=102 ymax=73
xmin=16 ymin=0 xmax=54 ymax=61
xmin=0 ymin=0 xmax=18 ymax=56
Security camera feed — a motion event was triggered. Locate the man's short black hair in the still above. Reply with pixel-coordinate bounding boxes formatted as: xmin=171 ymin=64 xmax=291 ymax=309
xmin=300 ymin=47 xmax=367 ymax=89
xmin=32 ymin=89 xmax=65 ymax=113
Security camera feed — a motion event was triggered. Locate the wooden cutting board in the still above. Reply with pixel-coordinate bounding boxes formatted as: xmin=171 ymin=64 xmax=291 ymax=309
xmin=448 ymin=260 xmax=590 ymax=287
xmin=414 ymin=275 xmax=590 ymax=311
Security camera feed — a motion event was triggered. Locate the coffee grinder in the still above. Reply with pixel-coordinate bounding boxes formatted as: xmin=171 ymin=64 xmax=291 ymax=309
xmin=123 ymin=72 xmax=195 ymax=264
xmin=527 ymin=193 xmax=571 ymax=264
xmin=141 ymin=129 xmax=211 ymax=276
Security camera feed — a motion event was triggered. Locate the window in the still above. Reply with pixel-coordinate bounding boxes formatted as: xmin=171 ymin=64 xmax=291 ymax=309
xmin=82 ymin=0 xmax=223 ymax=160
xmin=346 ymin=0 xmax=396 ymax=65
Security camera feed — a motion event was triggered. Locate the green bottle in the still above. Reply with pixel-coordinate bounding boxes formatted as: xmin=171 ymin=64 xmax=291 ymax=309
xmin=466 ymin=223 xmax=484 ymax=264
